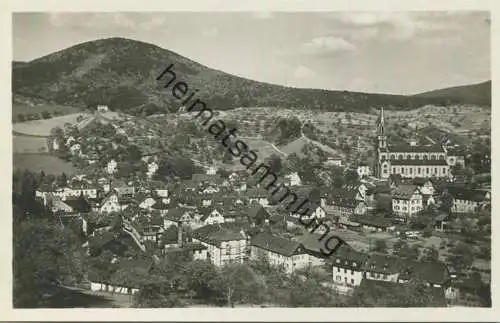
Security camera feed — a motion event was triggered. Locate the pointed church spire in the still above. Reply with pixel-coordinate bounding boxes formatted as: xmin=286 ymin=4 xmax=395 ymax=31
xmin=377 ymin=107 xmax=385 ymax=135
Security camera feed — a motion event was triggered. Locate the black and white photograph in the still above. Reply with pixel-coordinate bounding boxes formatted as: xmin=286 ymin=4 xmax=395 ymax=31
xmin=9 ymin=5 xmax=493 ymax=315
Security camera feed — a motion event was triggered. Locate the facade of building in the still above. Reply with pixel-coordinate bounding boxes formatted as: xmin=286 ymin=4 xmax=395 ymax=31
xmin=392 ymin=185 xmax=423 ymax=217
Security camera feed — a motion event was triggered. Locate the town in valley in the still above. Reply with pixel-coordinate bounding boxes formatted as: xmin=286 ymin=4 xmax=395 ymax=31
xmin=12 ymin=12 xmax=491 ymax=309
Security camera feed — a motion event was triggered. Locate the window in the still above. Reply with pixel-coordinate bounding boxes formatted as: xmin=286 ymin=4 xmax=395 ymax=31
xmin=418 ymin=167 xmax=421 ymax=174
xmin=336 ymin=275 xmax=341 ymax=281
xmin=434 ymin=168 xmax=438 ymax=174
xmin=426 ymin=167 xmax=429 ymax=174
xmin=442 ymin=168 xmax=446 ymax=174
xmin=383 ymin=274 xmax=388 ymax=279
xmin=337 ymin=267 xmax=340 ymax=272
xmin=403 ymin=207 xmax=407 ymax=211
xmin=351 ymin=278 xmax=354 ymax=285
xmin=344 ymin=277 xmax=347 ymax=282
xmin=409 ymin=168 xmax=413 ymax=174
xmin=416 ymin=155 xmax=421 ymax=160
xmin=439 ymin=155 xmax=444 ymax=160
xmin=344 ymin=269 xmax=347 ymax=274
xmin=431 ymin=155 xmax=436 ymax=160
xmin=423 ymin=155 xmax=428 ymax=160
xmin=395 ymin=206 xmax=400 ymax=210
xmin=351 ymin=270 xmax=354 ymax=275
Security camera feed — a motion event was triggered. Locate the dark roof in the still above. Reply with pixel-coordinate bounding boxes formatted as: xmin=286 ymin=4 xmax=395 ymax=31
xmin=294 ymin=233 xmax=342 ymax=255
xmin=388 ymin=144 xmax=445 ymax=153
xmin=351 ymin=215 xmax=392 ymax=228
xmin=411 ymin=177 xmax=433 ymax=186
xmin=393 ymin=184 xmax=419 ymax=200
xmin=363 ymin=254 xmax=400 ymax=274
xmin=390 ymin=159 xmax=448 ymax=166
xmin=192 ymin=224 xmax=245 ymax=246
xmin=165 ymin=208 xmax=191 ymax=222
xmin=250 ymin=232 xmax=302 ymax=257
xmin=447 ymin=187 xmax=487 ymax=202
xmin=398 ymin=260 xmax=449 ymax=285
xmin=331 ymin=244 xmax=368 ymax=268
xmin=192 ymin=173 xmax=220 ymax=182
xmin=247 ymin=205 xmax=271 ymax=222
xmin=64 ymin=197 xmax=92 ymax=213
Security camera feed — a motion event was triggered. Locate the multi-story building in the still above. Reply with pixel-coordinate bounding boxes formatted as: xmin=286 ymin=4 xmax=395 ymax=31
xmin=192 ymin=224 xmax=247 ymax=267
xmin=331 ymin=244 xmax=368 ymax=294
xmin=392 ymin=184 xmax=423 ymax=217
xmin=447 ymin=187 xmax=490 ymax=213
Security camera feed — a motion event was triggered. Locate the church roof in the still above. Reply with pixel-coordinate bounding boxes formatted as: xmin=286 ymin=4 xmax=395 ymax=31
xmin=388 ymin=144 xmax=444 ymax=153
xmin=390 ymin=159 xmax=448 ymax=166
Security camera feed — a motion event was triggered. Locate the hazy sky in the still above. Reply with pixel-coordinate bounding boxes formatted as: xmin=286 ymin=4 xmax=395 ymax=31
xmin=13 ymin=11 xmax=490 ymax=94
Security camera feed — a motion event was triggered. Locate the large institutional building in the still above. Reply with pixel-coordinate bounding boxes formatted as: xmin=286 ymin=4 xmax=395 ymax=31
xmin=375 ymin=108 xmax=452 ymax=179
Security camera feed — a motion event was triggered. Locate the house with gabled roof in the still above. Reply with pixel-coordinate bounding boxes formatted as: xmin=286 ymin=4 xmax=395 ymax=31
xmin=331 ymin=244 xmax=368 ymax=293
xmin=250 ymin=232 xmax=310 ymax=274
xmin=247 ymin=188 xmax=269 ymax=207
xmin=164 ymin=208 xmax=193 ymax=228
xmin=330 ymin=189 xmax=367 ymax=217
xmin=198 ymin=207 xmax=225 ymax=226
xmin=100 ymin=193 xmax=121 ymax=213
xmin=192 ymin=224 xmax=247 ymax=267
xmin=151 ymin=199 xmax=169 ymax=215
xmin=447 ymin=186 xmax=490 ymax=214
xmin=392 ymin=184 xmax=423 ymax=217
xmin=247 ymin=205 xmax=271 ymax=226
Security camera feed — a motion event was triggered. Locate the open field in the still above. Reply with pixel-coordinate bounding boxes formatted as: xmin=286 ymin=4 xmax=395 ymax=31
xmin=13 ymin=135 xmax=48 ymax=154
xmin=13 ymin=113 xmax=90 ymax=136
xmin=13 ymin=101 xmax=81 ymax=118
xmin=13 ymin=153 xmax=77 ymax=174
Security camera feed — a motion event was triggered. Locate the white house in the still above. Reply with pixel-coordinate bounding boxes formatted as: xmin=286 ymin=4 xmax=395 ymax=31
xmin=250 ymin=233 xmax=312 ymax=274
xmin=284 ymin=172 xmax=302 ymax=187
xmin=100 ymin=193 xmax=121 ymax=213
xmin=97 ymin=105 xmax=109 ymax=113
xmin=357 ymin=165 xmax=372 ymax=178
xmin=107 ymin=159 xmax=118 ymax=174
xmin=331 ymin=245 xmax=368 ymax=294
xmin=147 ymin=161 xmax=159 ymax=178
xmin=192 ymin=224 xmax=247 ymax=267
xmin=206 ymin=166 xmax=218 ymax=175
xmin=199 ymin=208 xmax=225 ymax=226
xmin=392 ymin=185 xmax=423 ymax=217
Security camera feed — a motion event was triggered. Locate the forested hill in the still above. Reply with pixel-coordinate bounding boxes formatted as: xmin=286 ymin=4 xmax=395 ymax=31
xmin=12 ymin=37 xmax=491 ymax=115
xmin=414 ymin=81 xmax=491 ymax=107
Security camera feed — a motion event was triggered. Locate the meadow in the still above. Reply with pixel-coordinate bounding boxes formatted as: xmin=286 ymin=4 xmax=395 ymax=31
xmin=13 ymin=153 xmax=77 ymax=175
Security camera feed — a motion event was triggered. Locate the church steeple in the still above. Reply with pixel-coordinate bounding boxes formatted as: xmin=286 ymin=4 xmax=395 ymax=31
xmin=377 ymin=107 xmax=385 ymax=136
xmin=377 ymin=108 xmax=387 ymax=149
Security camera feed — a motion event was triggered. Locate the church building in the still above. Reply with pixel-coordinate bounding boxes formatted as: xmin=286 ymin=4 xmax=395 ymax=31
xmin=375 ymin=108 xmax=451 ymax=179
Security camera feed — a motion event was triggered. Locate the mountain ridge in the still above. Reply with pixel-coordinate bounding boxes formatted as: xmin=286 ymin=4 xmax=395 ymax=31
xmin=12 ymin=37 xmax=491 ymax=115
